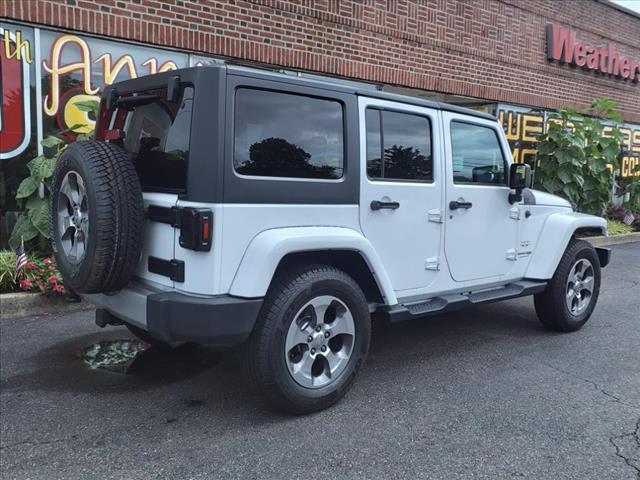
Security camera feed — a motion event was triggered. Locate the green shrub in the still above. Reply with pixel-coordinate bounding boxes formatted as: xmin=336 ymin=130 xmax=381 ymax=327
xmin=607 ymin=219 xmax=635 ymax=236
xmin=9 ymin=100 xmax=99 ymax=251
xmin=535 ymin=98 xmax=624 ymax=216
xmin=0 ymin=251 xmax=17 ymax=293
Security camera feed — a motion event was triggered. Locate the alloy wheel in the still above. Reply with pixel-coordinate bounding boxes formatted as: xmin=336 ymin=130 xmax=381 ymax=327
xmin=57 ymin=170 xmax=89 ymax=264
xmin=284 ymin=295 xmax=355 ymax=389
xmin=565 ymin=258 xmax=595 ymax=316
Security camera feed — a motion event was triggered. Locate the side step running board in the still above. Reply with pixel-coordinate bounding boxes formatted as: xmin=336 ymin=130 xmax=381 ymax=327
xmin=378 ymin=280 xmax=547 ymax=323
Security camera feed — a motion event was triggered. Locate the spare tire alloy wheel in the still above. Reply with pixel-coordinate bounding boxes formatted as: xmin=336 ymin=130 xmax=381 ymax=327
xmin=285 ymin=295 xmax=355 ymax=389
xmin=57 ymin=171 xmax=89 ymax=265
xmin=50 ymin=141 xmax=144 ymax=294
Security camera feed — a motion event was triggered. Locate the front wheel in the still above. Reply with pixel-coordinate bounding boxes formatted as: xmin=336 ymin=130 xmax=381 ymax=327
xmin=244 ymin=265 xmax=371 ymax=414
xmin=534 ymin=239 xmax=601 ymax=332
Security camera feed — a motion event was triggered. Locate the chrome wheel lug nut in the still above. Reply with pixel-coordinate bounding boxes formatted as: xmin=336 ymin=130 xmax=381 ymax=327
xmin=321 ymin=345 xmax=326 ymax=352
xmin=324 ymin=331 xmax=330 ymax=338
xmin=310 ymin=348 xmax=316 ymax=355
xmin=315 ymin=326 xmax=321 ymax=332
xmin=307 ymin=336 xmax=313 ymax=343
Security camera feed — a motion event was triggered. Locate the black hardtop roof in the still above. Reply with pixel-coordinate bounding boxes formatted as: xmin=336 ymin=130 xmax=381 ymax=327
xmin=163 ymin=64 xmax=493 ymax=122
xmin=225 ymin=64 xmax=497 ymax=121
xmin=107 ymin=64 xmax=496 ymax=121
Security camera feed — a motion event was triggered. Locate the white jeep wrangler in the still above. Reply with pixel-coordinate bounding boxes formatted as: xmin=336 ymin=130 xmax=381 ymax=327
xmin=50 ymin=65 xmax=610 ymax=413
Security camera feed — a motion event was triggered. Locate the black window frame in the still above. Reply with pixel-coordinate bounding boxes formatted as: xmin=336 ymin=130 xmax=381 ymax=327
xmin=232 ymin=86 xmax=347 ymax=182
xmin=365 ymin=107 xmax=435 ymax=184
xmin=450 ymin=120 xmax=509 ymax=187
xmin=223 ymin=72 xmax=359 ymax=206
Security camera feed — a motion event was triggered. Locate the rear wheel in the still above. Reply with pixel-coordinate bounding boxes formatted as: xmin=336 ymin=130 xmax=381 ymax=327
xmin=244 ymin=265 xmax=371 ymax=414
xmin=534 ymin=239 xmax=601 ymax=332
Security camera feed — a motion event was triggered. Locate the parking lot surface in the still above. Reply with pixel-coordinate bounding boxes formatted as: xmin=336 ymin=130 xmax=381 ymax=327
xmin=1 ymin=243 xmax=639 ymax=479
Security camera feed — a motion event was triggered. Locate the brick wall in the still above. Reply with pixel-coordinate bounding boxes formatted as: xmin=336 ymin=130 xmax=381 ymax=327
xmin=3 ymin=0 xmax=640 ymax=122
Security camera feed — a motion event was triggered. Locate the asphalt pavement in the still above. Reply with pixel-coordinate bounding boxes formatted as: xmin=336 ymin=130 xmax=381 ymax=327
xmin=1 ymin=243 xmax=639 ymax=480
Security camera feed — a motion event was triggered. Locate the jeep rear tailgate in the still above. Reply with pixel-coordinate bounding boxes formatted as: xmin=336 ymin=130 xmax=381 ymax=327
xmin=138 ymin=192 xmax=177 ymax=288
xmin=115 ymin=85 xmax=195 ymax=287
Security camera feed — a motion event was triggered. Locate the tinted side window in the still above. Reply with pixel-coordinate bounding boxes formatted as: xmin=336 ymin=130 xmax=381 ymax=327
xmin=123 ymin=87 xmax=193 ymax=193
xmin=450 ymin=122 xmax=506 ymax=185
xmin=366 ymin=108 xmax=433 ymax=182
xmin=234 ymin=89 xmax=344 ymax=179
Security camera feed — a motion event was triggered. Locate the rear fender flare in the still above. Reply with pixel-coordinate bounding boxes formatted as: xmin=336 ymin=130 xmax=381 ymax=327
xmin=228 ymin=226 xmax=397 ymax=305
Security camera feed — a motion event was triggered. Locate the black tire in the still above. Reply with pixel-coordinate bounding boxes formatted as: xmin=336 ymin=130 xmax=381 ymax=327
xmin=50 ymin=141 xmax=144 ymax=294
xmin=534 ymin=239 xmax=601 ymax=332
xmin=244 ymin=265 xmax=371 ymax=414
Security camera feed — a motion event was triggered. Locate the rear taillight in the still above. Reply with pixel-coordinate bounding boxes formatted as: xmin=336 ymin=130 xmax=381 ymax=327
xmin=178 ymin=208 xmax=213 ymax=252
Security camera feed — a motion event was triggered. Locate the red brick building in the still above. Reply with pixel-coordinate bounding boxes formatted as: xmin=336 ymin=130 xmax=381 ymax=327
xmin=1 ymin=0 xmax=640 ymax=238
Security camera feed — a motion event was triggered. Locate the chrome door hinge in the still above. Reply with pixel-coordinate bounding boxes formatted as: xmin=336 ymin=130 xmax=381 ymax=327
xmin=428 ymin=209 xmax=443 ymax=224
xmin=506 ymin=248 xmax=517 ymax=261
xmin=509 ymin=206 xmax=520 ymax=220
xmin=425 ymin=257 xmax=440 ymax=271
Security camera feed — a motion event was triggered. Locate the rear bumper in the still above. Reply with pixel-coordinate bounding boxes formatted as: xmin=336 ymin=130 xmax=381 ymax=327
xmin=146 ymin=292 xmax=262 ymax=344
xmin=87 ymin=282 xmax=262 ymax=345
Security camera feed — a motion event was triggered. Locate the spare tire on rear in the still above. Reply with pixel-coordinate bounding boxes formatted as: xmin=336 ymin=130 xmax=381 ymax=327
xmin=50 ymin=141 xmax=144 ymax=294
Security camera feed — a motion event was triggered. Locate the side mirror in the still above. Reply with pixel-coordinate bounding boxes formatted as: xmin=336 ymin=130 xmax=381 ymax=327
xmin=508 ymin=163 xmax=532 ymax=204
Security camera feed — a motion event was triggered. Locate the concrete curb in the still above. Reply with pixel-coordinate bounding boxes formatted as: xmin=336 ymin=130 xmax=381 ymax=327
xmin=587 ymin=232 xmax=640 ymax=247
xmin=0 ymin=292 xmax=94 ymax=320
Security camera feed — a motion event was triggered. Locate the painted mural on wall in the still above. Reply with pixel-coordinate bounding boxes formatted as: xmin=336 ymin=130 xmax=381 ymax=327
xmin=0 ymin=21 xmax=214 ymax=223
xmin=496 ymin=104 xmax=640 ymax=180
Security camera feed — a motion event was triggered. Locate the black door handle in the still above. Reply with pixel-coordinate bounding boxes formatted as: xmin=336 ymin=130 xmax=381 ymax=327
xmin=370 ymin=200 xmax=400 ymax=211
xmin=449 ymin=200 xmax=473 ymax=210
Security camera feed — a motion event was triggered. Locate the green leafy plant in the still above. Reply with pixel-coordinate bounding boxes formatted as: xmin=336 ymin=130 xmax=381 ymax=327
xmin=535 ymin=98 xmax=624 ymax=216
xmin=606 ymin=219 xmax=635 ymax=236
xmin=8 ymin=100 xmax=99 ymax=251
xmin=0 ymin=250 xmax=17 ymax=293
xmin=606 ymin=203 xmax=639 ymax=232
xmin=619 ymin=166 xmax=640 ymax=211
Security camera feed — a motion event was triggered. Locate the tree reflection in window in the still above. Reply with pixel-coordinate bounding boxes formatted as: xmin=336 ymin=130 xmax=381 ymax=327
xmin=236 ymin=137 xmax=336 ymax=179
xmin=366 ymin=109 xmax=433 ymax=182
xmin=368 ymin=145 xmax=432 ymax=180
xmin=234 ymin=89 xmax=344 ymax=179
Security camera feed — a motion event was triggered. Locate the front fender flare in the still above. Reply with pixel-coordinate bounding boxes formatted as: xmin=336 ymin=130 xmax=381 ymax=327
xmin=525 ymin=212 xmax=606 ymax=279
xmin=228 ymin=226 xmax=397 ymax=305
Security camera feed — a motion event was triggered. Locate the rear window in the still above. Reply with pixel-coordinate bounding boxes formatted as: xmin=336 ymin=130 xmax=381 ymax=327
xmin=233 ymin=88 xmax=344 ymax=180
xmin=122 ymin=86 xmax=194 ymax=193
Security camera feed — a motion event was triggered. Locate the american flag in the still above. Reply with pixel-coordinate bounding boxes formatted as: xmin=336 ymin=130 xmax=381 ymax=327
xmin=15 ymin=238 xmax=27 ymax=279
xmin=623 ymin=210 xmax=635 ymax=226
